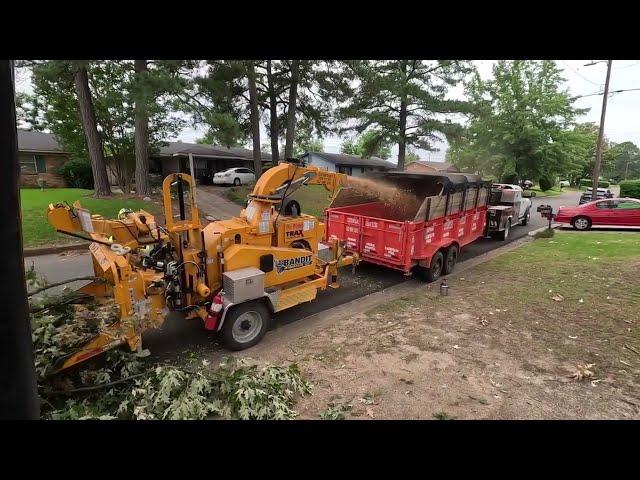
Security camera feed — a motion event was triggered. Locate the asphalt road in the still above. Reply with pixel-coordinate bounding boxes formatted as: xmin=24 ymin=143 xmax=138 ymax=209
xmin=26 ymin=188 xmax=585 ymax=361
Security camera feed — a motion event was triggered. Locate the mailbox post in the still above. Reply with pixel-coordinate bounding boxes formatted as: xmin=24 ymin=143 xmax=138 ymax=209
xmin=537 ymin=204 xmax=554 ymax=230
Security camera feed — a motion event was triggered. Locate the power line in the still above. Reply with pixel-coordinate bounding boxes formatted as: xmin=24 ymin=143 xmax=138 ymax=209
xmin=562 ymin=61 xmax=602 ymax=87
xmin=572 ymin=87 xmax=640 ymax=99
xmin=614 ymin=61 xmax=640 ymax=70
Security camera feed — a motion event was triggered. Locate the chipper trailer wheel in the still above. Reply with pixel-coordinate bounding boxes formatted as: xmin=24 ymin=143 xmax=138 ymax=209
xmin=420 ymin=250 xmax=444 ymax=282
xmin=222 ymin=300 xmax=271 ymax=351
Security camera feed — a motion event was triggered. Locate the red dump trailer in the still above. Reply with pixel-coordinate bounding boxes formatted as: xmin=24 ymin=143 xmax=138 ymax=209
xmin=325 ymin=171 xmax=491 ymax=281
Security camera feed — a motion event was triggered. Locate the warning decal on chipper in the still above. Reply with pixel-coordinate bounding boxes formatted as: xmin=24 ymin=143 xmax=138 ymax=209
xmin=275 ymin=254 xmax=313 ymax=274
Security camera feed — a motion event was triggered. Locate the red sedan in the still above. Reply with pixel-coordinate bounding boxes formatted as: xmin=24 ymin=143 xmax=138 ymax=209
xmin=555 ymin=198 xmax=640 ymax=230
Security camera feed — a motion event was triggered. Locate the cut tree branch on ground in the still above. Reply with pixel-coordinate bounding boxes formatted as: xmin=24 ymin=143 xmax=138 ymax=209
xmin=29 ymin=291 xmax=95 ymax=314
xmin=41 ymin=372 xmax=148 ymax=396
xmin=28 ymin=276 xmax=107 ymax=297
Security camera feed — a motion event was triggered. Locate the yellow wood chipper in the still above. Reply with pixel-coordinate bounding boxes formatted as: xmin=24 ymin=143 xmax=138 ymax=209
xmin=46 ymin=160 xmax=358 ymax=373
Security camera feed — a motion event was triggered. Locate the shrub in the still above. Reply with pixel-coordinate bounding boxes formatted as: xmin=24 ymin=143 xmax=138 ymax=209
xmin=56 ymin=159 xmax=94 ymax=189
xmin=538 ymin=177 xmax=553 ymax=191
xmin=148 ymin=173 xmax=163 ymax=191
xmin=620 ymin=179 xmax=640 ymax=199
xmin=502 ymin=173 xmax=518 ymax=184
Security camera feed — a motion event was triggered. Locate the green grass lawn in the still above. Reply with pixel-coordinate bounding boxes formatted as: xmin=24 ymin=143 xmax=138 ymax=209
xmin=21 ymin=188 xmax=158 ymax=248
xmin=227 ymin=184 xmax=336 ymax=219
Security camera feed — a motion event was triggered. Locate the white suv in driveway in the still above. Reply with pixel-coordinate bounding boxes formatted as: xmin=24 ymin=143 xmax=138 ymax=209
xmin=213 ymin=168 xmax=256 ymax=186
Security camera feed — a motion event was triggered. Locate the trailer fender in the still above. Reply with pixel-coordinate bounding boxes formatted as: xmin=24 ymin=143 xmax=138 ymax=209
xmin=444 ymin=241 xmax=460 ymax=252
xmin=215 ymin=295 xmax=274 ymax=332
xmin=418 ymin=245 xmax=447 ymax=268
xmin=215 ymin=301 xmax=235 ymax=332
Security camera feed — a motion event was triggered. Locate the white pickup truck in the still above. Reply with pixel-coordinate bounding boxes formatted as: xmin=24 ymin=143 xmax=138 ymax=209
xmin=486 ymin=183 xmax=535 ymax=240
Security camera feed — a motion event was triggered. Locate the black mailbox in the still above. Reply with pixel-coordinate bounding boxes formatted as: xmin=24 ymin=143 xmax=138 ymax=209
xmin=537 ymin=205 xmax=553 ymax=219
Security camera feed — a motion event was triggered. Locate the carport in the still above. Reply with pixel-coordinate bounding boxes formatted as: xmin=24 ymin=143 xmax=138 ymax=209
xmin=150 ymin=141 xmax=272 ymax=181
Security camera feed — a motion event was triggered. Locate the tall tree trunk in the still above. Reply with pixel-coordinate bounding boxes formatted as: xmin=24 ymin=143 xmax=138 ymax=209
xmin=73 ymin=65 xmax=111 ymax=196
xmin=246 ymin=61 xmax=263 ymax=179
xmin=397 ymin=99 xmax=408 ymax=171
xmin=266 ymin=60 xmax=280 ymax=164
xmin=284 ymin=60 xmax=300 ymax=160
xmin=134 ymin=59 xmax=151 ymax=197
xmin=396 ymin=60 xmax=409 ymax=171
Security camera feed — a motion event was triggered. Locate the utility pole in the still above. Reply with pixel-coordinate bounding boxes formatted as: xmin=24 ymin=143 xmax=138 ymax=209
xmin=587 ymin=60 xmax=612 ymax=194
xmin=0 ymin=60 xmax=39 ymax=419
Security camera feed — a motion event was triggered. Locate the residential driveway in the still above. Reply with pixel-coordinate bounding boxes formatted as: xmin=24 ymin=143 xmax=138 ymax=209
xmin=195 ymin=185 xmax=242 ymax=221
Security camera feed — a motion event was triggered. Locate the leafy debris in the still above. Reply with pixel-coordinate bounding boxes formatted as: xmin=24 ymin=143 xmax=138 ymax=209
xmin=569 ymin=363 xmax=595 ymax=381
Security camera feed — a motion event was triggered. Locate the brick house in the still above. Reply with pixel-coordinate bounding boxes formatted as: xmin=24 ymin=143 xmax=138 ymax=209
xmin=405 ymin=160 xmax=460 ymax=173
xmin=18 ymin=130 xmax=69 ymax=188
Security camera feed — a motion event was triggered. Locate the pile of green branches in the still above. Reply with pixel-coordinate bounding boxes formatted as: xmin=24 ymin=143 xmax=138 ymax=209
xmin=30 ymin=268 xmax=312 ymax=420
xmin=41 ymin=353 xmax=312 ymax=420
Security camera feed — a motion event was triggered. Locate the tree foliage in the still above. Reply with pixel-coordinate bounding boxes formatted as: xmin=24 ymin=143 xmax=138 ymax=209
xmin=448 ymin=61 xmax=588 ymax=182
xmin=18 ymin=60 xmax=186 ymax=192
xmin=340 ymin=130 xmax=392 ymax=159
xmin=339 ymin=60 xmax=474 ymax=170
xmin=405 ymin=149 xmax=420 ymax=164
xmin=604 ymin=141 xmax=640 ymax=181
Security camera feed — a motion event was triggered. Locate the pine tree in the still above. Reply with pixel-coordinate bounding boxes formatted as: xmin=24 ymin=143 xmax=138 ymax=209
xmin=246 ymin=61 xmax=263 ymax=178
xmin=340 ymin=60 xmax=474 ymax=170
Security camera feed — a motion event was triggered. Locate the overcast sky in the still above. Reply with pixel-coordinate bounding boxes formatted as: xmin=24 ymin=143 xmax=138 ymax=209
xmin=15 ymin=60 xmax=640 ymax=163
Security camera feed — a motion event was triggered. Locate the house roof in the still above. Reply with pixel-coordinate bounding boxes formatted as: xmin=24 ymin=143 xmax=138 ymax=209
xmin=156 ymin=141 xmax=272 ymax=162
xmin=301 ymin=151 xmax=395 ymax=169
xmin=18 ymin=130 xmax=65 ymax=153
xmin=409 ymin=160 xmax=458 ymax=172
xmin=15 ymin=130 xmax=273 ymax=162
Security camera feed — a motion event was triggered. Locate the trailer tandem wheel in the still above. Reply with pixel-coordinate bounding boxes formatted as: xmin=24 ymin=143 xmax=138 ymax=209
xmin=419 ymin=250 xmax=444 ymax=282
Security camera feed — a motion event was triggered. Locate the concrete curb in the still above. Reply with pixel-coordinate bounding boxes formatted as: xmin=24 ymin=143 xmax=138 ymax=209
xmin=24 ymin=242 xmax=89 ymax=257
xmin=248 ymin=236 xmax=534 ymax=355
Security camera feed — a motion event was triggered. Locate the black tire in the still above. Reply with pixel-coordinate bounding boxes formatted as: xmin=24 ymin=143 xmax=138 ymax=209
xmin=222 ymin=300 xmax=270 ymax=351
xmin=572 ymin=216 xmax=592 ymax=231
xmin=498 ymin=220 xmax=511 ymax=240
xmin=420 ymin=251 xmax=444 ymax=282
xmin=283 ymin=199 xmax=301 ymax=216
xmin=520 ymin=209 xmax=530 ymax=226
xmin=442 ymin=245 xmax=458 ymax=275
xmin=234 ymin=177 xmax=241 ymax=186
